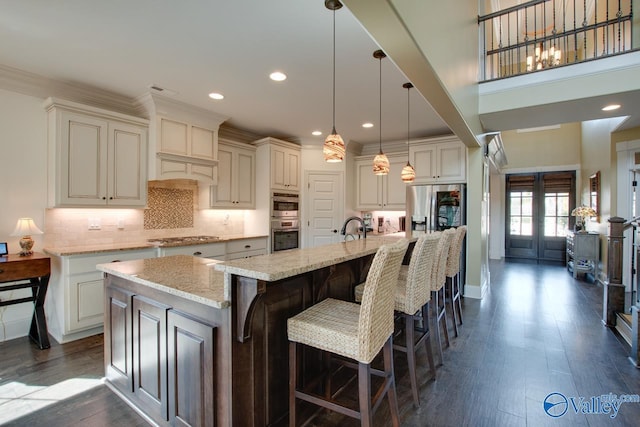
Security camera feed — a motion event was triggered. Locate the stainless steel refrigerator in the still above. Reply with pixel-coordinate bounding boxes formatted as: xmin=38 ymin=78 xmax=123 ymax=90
xmin=406 ymin=184 xmax=466 ymax=236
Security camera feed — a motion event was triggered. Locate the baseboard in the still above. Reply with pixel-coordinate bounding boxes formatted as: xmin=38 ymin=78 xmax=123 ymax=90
xmin=463 ymin=283 xmax=488 ymax=299
xmin=0 ymin=316 xmax=31 ymax=342
xmin=615 ymin=313 xmax=633 ymax=346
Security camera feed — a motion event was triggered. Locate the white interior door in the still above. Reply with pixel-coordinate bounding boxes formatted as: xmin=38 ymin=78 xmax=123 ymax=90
xmin=306 ymin=171 xmax=343 ymax=248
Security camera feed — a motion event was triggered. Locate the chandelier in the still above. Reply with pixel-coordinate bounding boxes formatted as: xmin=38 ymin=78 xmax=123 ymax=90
xmin=526 ymin=42 xmax=561 ymax=71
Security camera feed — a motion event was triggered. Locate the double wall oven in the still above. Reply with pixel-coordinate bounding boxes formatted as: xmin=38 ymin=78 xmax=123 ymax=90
xmin=271 ymin=192 xmax=300 ymax=252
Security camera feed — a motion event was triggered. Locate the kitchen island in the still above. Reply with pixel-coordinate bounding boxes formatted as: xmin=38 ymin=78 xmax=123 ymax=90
xmin=98 ymin=235 xmax=410 ymax=427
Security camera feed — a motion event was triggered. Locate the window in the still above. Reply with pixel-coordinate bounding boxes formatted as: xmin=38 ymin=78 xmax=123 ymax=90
xmin=544 ymin=192 xmax=569 ymax=236
xmin=509 ymin=191 xmax=533 ymax=236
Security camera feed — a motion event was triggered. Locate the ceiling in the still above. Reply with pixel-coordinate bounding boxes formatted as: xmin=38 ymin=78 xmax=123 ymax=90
xmin=0 ymin=0 xmax=452 ymax=147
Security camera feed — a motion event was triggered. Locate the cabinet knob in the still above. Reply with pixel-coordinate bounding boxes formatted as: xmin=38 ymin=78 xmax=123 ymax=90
xmin=332 ymin=229 xmax=338 ymax=233
xmin=109 ymin=196 xmax=113 ymax=200
xmin=102 ymin=197 xmax=107 ymax=200
xmin=193 ymin=251 xmax=202 ymax=256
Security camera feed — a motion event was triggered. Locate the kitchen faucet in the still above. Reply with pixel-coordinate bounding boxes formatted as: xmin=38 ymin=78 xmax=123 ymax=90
xmin=340 ymin=216 xmax=367 ymax=240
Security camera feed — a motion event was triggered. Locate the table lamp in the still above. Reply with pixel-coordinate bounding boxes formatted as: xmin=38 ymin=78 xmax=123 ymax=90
xmin=10 ymin=217 xmax=44 ymax=256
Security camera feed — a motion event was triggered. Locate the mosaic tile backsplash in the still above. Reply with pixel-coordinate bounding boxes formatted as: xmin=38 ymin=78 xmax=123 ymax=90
xmin=43 ymin=180 xmax=250 ymax=248
xmin=144 ymin=187 xmax=194 ymax=229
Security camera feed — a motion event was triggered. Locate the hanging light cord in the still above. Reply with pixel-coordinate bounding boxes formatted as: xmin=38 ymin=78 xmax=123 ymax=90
xmin=406 ymin=85 xmax=410 ymax=155
xmin=378 ymin=55 xmax=382 ymax=153
xmin=331 ymin=7 xmax=336 ymax=134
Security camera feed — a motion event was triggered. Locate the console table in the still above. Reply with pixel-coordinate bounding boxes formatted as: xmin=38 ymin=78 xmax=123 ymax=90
xmin=566 ymin=231 xmax=599 ymax=280
xmin=0 ymin=253 xmax=51 ymax=349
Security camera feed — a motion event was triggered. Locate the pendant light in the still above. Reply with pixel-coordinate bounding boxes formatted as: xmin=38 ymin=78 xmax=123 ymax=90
xmin=401 ymin=82 xmax=416 ymax=183
xmin=372 ymin=49 xmax=389 ymax=175
xmin=323 ymin=0 xmax=345 ymax=163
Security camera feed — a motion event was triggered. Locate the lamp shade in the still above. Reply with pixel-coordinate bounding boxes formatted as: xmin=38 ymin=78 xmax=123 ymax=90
xmin=323 ymin=130 xmax=345 ymax=162
xmin=571 ymin=206 xmax=597 ymax=218
xmin=11 ymin=218 xmax=43 ymax=236
xmin=373 ymin=152 xmax=389 ymax=175
xmin=401 ymin=162 xmax=416 ymax=182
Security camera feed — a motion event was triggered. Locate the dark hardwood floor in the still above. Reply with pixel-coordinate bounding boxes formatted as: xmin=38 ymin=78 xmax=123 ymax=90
xmin=2 ymin=260 xmax=640 ymax=426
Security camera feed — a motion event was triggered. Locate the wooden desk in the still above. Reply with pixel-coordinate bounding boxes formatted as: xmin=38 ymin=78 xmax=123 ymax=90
xmin=0 ymin=253 xmax=51 ymax=349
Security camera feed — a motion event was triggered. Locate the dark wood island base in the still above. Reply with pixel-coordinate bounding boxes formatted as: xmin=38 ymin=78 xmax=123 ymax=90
xmin=99 ymin=237 xmax=410 ymax=427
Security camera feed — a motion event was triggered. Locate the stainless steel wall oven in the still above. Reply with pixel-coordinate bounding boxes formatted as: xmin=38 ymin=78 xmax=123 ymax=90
xmin=271 ymin=192 xmax=299 ymax=251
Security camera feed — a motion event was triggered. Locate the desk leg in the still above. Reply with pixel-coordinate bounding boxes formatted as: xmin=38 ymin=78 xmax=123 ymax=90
xmin=29 ymin=275 xmax=51 ymax=349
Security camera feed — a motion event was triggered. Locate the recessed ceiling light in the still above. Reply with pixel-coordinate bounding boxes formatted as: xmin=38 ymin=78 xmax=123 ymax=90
xmin=362 ymin=123 xmax=374 ymax=128
xmin=312 ymin=131 xmax=322 ymax=136
xmin=208 ymin=92 xmax=224 ymax=100
xmin=270 ymin=71 xmax=287 ymax=82
xmin=602 ymin=104 xmax=621 ymax=111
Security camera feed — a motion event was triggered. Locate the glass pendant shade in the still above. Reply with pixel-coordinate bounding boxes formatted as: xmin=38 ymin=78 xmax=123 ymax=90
xmin=373 ymin=152 xmax=390 ymax=175
xmin=401 ymin=162 xmax=416 ymax=182
xmin=323 ymin=129 xmax=345 ymax=162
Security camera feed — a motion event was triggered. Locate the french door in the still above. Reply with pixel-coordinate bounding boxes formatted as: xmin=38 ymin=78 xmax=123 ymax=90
xmin=505 ymin=171 xmax=576 ymax=262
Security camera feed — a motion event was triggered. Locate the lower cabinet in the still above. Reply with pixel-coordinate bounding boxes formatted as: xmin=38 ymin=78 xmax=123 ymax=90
xmin=105 ymin=278 xmax=223 ymax=427
xmin=47 ymin=248 xmax=157 ymax=344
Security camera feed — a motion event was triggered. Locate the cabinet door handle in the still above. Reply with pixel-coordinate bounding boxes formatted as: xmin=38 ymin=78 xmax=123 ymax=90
xmin=244 ymin=245 xmax=251 ymax=249
xmin=111 ymin=260 xmax=121 ymax=263
xmin=193 ymin=251 xmax=202 ymax=256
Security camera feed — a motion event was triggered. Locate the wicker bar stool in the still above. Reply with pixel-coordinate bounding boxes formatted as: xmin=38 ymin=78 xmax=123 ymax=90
xmin=431 ymin=228 xmax=455 ymax=363
xmin=354 ymin=233 xmax=440 ymax=407
xmin=287 ymin=239 xmax=409 ymax=427
xmin=445 ymin=226 xmax=467 ymax=337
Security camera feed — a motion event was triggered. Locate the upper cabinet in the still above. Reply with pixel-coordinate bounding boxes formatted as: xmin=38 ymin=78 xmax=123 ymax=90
xmin=355 ymin=153 xmax=407 ymax=211
xmin=254 ymin=137 xmax=301 ymax=192
xmin=210 ymin=140 xmax=256 ymax=209
xmin=44 ymin=98 xmax=148 ymax=208
xmin=138 ymin=93 xmax=228 ymax=183
xmin=409 ymin=137 xmax=467 ymax=184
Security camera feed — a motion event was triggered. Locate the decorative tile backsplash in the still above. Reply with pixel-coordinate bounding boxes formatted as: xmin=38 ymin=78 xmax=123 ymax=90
xmin=144 ymin=187 xmax=194 ymax=229
xmin=43 ymin=179 xmax=249 ymax=248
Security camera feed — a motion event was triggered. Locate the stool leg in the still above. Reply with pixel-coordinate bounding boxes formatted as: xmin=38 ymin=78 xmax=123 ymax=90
xmin=405 ymin=313 xmax=420 ymax=406
xmin=431 ymin=290 xmax=444 ymax=364
xmin=289 ymin=342 xmax=297 ymax=427
xmin=358 ymin=362 xmax=373 ymax=427
xmin=446 ymin=277 xmax=459 ymax=338
xmin=454 ymin=274 xmax=463 ymax=326
xmin=422 ymin=302 xmax=436 ymax=381
xmin=438 ymin=287 xmax=450 ymax=348
xmin=383 ymin=337 xmax=400 ymax=427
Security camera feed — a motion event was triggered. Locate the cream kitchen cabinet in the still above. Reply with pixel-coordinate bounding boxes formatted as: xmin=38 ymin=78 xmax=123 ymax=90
xmin=210 ymin=140 xmax=256 ymax=208
xmin=45 ymin=98 xmax=148 ymax=207
xmin=155 ymin=117 xmax=218 ymax=182
xmin=255 ymin=137 xmax=301 ymax=192
xmin=157 ymin=242 xmax=226 ymax=259
xmin=46 ymin=248 xmax=157 ymax=344
xmin=225 ymin=237 xmax=268 ymax=259
xmin=409 ymin=138 xmax=466 ymax=184
xmin=355 ymin=153 xmax=407 ymax=210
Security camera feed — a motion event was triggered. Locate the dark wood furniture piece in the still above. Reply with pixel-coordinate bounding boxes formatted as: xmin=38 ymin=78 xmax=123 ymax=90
xmin=0 ymin=252 xmax=51 ymax=349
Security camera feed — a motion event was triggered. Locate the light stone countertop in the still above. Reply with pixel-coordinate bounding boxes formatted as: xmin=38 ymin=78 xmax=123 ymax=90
xmin=44 ymin=234 xmax=268 ymax=257
xmin=214 ymin=235 xmax=412 ymax=282
xmin=97 ymin=255 xmax=229 ymax=309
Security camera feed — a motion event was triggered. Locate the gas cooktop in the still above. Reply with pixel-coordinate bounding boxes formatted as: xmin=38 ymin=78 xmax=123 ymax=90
xmin=147 ymin=235 xmax=220 ymax=246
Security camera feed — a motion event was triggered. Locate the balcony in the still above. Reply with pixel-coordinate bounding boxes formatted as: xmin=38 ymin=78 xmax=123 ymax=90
xmin=479 ymin=0 xmax=637 ymax=81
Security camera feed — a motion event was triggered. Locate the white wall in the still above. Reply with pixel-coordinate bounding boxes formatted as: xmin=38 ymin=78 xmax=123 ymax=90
xmin=0 ymin=89 xmax=48 ymax=341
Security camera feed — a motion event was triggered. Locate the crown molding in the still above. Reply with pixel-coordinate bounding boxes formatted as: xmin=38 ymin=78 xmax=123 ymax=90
xmin=219 ymin=124 xmax=264 ymax=144
xmin=134 ymin=92 xmax=228 ymax=130
xmin=0 ymin=64 xmax=140 ymax=116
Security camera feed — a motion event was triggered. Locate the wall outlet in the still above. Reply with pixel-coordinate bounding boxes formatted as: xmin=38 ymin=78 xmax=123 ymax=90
xmin=223 ymin=213 xmax=230 ymax=225
xmin=117 ymin=217 xmax=125 ymax=229
xmin=88 ymin=217 xmax=101 ymax=230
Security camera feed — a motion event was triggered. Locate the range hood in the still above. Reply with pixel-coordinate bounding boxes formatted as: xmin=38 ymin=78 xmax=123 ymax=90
xmin=136 ymin=93 xmax=228 ymax=183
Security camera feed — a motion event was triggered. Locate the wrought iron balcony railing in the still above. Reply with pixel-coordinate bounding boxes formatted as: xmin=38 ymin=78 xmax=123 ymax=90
xmin=479 ymin=0 xmax=635 ymax=81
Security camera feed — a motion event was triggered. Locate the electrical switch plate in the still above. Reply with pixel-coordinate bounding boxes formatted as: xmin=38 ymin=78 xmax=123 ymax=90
xmin=88 ymin=218 xmax=101 ymax=230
